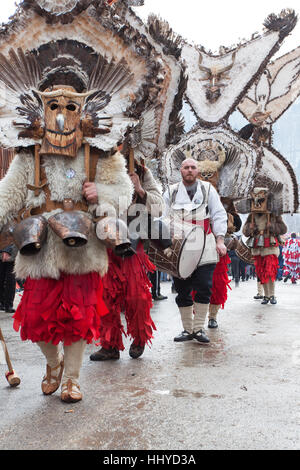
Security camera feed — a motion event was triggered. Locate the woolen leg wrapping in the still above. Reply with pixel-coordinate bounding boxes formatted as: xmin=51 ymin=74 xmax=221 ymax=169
xmin=257 ymin=281 xmax=263 ymax=296
xmin=263 ymin=282 xmax=270 ymax=297
xmin=208 ymin=304 xmax=220 ymax=320
xmin=179 ymin=306 xmax=193 ymax=333
xmin=193 ymin=303 xmax=208 ymax=332
xmin=38 ymin=341 xmax=62 ymax=369
xmin=268 ymin=280 xmax=275 ymax=297
xmin=63 ymin=339 xmax=86 ymax=384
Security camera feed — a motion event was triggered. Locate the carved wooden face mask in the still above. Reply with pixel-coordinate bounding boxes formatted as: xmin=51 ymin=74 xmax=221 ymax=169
xmin=196 ymin=140 xmax=226 ymax=189
xmin=39 ymin=86 xmax=85 ymax=157
xmin=250 ymin=188 xmax=269 ymax=213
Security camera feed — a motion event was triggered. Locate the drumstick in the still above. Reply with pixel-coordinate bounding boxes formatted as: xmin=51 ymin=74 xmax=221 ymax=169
xmin=85 ymin=143 xmax=90 ymax=182
xmin=34 ymin=145 xmax=41 ymax=197
xmin=129 ymin=148 xmax=135 ymax=174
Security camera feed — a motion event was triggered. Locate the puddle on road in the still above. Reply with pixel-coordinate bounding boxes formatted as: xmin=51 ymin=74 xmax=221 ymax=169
xmin=178 ymin=340 xmax=228 ymax=368
xmin=126 ymin=386 xmax=224 ymax=400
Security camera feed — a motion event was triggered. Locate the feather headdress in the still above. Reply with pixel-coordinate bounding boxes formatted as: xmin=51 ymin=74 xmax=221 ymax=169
xmin=182 ymin=9 xmax=297 ymax=127
xmin=238 ymin=45 xmax=300 ymax=126
xmin=161 ymin=125 xmax=259 ymax=200
xmin=0 ymin=1 xmax=170 ymax=152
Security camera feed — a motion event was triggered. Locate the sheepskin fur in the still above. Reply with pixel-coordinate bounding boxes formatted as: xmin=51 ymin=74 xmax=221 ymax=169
xmin=0 ymin=148 xmax=133 ymax=279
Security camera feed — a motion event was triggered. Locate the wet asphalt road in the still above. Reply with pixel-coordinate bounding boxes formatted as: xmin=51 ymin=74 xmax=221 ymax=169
xmin=0 ymin=278 xmax=299 ymax=450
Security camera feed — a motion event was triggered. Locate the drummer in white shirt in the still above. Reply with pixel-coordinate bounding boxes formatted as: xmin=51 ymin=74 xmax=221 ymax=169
xmin=163 ymin=158 xmax=227 ymax=344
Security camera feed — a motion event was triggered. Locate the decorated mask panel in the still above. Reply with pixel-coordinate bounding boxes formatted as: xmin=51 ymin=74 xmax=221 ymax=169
xmin=250 ymin=187 xmax=269 ymax=213
xmin=196 ymin=140 xmax=226 ymax=189
xmin=198 ymin=52 xmax=236 ymax=103
xmin=39 ymin=86 xmax=85 ymax=157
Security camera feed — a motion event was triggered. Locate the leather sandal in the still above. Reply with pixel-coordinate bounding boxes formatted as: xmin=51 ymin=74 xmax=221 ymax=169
xmin=41 ymin=358 xmax=64 ymax=395
xmin=61 ymin=379 xmax=82 ymax=403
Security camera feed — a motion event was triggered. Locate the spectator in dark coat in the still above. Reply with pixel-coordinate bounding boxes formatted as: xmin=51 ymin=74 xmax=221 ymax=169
xmin=228 ymin=248 xmax=240 ymax=287
xmin=0 ymin=243 xmax=17 ymax=313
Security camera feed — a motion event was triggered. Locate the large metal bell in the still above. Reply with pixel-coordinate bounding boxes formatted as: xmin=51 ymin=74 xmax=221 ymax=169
xmin=13 ymin=216 xmax=48 ymax=256
xmin=48 ymin=211 xmax=92 ymax=247
xmin=256 ymin=234 xmax=265 ymax=247
xmin=246 ymin=237 xmax=255 ymax=248
xmin=96 ymin=216 xmax=132 ymax=256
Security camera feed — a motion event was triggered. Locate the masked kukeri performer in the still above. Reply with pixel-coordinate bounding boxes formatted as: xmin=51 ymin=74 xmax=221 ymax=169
xmin=0 ymin=46 xmax=140 ymax=402
xmin=163 ymin=158 xmax=227 ymax=344
xmin=242 ymin=187 xmax=287 ymax=305
xmin=282 ymin=233 xmax=300 ymax=284
xmin=90 ymin=140 xmax=164 ymax=361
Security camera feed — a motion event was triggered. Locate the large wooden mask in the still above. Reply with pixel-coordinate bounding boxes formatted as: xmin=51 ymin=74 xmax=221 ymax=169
xmin=196 ymin=140 xmax=226 ymax=189
xmin=250 ymin=187 xmax=269 ymax=213
xmin=39 ymin=85 xmax=85 ymax=157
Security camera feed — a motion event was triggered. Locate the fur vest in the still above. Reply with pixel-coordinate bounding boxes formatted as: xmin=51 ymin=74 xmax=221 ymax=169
xmin=0 ymin=148 xmax=133 ymax=279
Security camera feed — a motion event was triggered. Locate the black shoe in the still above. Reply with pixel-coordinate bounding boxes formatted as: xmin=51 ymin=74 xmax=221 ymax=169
xmin=208 ymin=319 xmax=218 ymax=329
xmin=153 ymin=294 xmax=168 ymax=300
xmin=4 ymin=307 xmax=15 ymax=313
xmin=253 ymin=294 xmax=264 ymax=300
xmin=90 ymin=347 xmax=120 ymax=361
xmin=283 ymin=275 xmax=290 ymax=283
xmin=292 ymin=280 xmax=297 ymax=284
xmin=129 ymin=342 xmax=145 ymax=359
xmin=174 ymin=330 xmax=194 ymax=342
xmin=193 ymin=329 xmax=210 ymax=344
xmin=269 ymin=296 xmax=277 ymax=305
xmin=261 ymin=297 xmax=270 ymax=305
xmin=171 ymin=286 xmax=176 ymax=293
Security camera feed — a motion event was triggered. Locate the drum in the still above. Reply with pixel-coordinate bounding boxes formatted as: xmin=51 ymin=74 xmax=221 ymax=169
xmin=235 ymin=236 xmax=254 ymax=265
xmin=147 ymin=217 xmax=205 ymax=279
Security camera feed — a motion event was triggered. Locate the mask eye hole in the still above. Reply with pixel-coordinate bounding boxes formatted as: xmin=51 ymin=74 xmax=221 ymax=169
xmin=50 ymin=103 xmax=58 ymax=111
xmin=66 ymin=104 xmax=76 ymax=111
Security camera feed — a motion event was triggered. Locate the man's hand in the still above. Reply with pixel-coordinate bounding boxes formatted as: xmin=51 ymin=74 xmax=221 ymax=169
xmin=129 ymin=172 xmax=145 ymax=199
xmin=82 ymin=182 xmax=98 ymax=204
xmin=216 ymin=236 xmax=227 ymax=257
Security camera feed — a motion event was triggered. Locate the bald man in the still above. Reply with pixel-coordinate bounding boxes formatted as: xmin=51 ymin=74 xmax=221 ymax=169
xmin=163 ymin=158 xmax=227 ymax=344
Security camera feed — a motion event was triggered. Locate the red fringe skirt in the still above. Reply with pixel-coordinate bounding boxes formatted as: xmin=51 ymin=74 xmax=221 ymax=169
xmin=254 ymin=254 xmax=279 ymax=284
xmin=99 ymin=243 xmax=156 ymax=350
xmin=210 ymin=254 xmax=231 ymax=308
xmin=13 ymin=272 xmax=108 ymax=346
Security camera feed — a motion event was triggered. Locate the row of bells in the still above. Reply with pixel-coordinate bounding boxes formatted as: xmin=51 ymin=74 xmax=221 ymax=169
xmin=246 ymin=235 xmax=278 ymax=248
xmin=9 ymin=212 xmax=132 ymax=257
xmin=6 ymin=212 xmax=173 ymax=257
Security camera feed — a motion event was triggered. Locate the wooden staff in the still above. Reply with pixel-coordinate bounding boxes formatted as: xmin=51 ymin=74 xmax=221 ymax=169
xmin=0 ymin=327 xmax=21 ymax=387
xmin=129 ymin=147 xmax=135 ymax=174
xmin=84 ymin=142 xmax=91 ymax=182
xmin=266 ymin=212 xmax=271 ymax=238
xmin=34 ymin=144 xmax=41 ymax=197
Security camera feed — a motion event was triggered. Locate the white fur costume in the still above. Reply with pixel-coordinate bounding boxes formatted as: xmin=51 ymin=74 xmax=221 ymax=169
xmin=0 ymin=149 xmax=133 ymax=279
